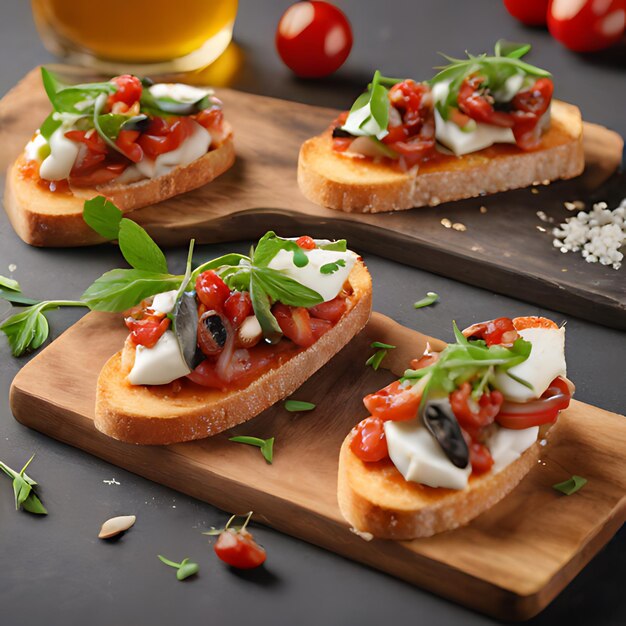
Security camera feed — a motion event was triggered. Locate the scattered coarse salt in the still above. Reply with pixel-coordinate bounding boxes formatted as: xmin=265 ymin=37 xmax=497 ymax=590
xmin=103 ymin=478 xmax=120 ymax=486
xmin=552 ymin=199 xmax=625 ymax=270
xmin=8 ymin=264 xmax=17 ymax=272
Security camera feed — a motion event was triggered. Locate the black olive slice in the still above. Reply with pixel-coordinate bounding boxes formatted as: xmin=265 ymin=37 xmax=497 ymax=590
xmin=332 ymin=126 xmax=353 ymax=138
xmin=197 ymin=310 xmax=230 ymax=357
xmin=422 ymin=399 xmax=470 ymax=469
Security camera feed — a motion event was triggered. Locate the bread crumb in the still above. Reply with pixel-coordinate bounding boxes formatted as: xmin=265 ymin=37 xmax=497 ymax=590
xmin=440 ymin=218 xmax=452 ymax=228
xmin=479 ymin=205 xmax=487 ymax=214
xmin=531 ymin=188 xmax=539 ymax=194
xmin=452 ymin=222 xmax=467 ymax=232
xmin=350 ymin=527 xmax=374 ymax=541
xmin=536 ymin=226 xmax=547 ymax=233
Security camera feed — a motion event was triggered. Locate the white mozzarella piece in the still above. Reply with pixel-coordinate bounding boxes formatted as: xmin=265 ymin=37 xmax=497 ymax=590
xmin=495 ymin=327 xmax=566 ymax=402
xmin=39 ymin=126 xmax=80 ymax=181
xmin=149 ymin=83 xmax=213 ymax=103
xmin=489 ymin=426 xmax=539 ymax=474
xmin=151 ymin=289 xmax=178 ymax=314
xmin=384 ymin=419 xmax=471 ymax=490
xmin=267 ymin=248 xmax=358 ymax=302
xmin=127 ymin=330 xmax=191 ymax=386
xmin=134 ymin=121 xmax=211 ymax=179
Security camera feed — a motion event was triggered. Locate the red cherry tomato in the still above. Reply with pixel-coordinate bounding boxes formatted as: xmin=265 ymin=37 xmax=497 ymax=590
xmin=68 ymin=162 xmax=127 ymax=187
xmin=115 ymin=129 xmax=143 ymax=163
xmin=194 ymin=106 xmax=223 ymax=132
xmin=296 ymin=235 xmax=316 ymax=249
xmin=463 ymin=317 xmax=519 ymax=347
xmin=548 ymin=0 xmax=626 ymax=51
xmin=450 ymin=382 xmax=504 ymax=430
xmin=308 ymin=295 xmax=347 ymax=322
xmin=504 ymin=0 xmax=550 ymax=25
xmin=468 ymin=440 xmax=494 ymax=475
xmin=363 ymin=380 xmax=421 ymax=422
xmin=350 ymin=416 xmax=388 ymax=462
xmin=138 ymin=117 xmax=196 ymax=159
xmin=195 ymin=270 xmax=231 ymax=310
xmin=309 ymin=317 xmax=333 ymax=339
xmin=276 ymin=1 xmax=353 ymax=77
xmin=273 ymin=303 xmax=315 ymax=347
xmin=109 ymin=74 xmax=143 ymax=107
xmin=223 ymin=291 xmax=253 ymax=328
xmin=214 ymin=529 xmax=266 ymax=570
xmin=124 ymin=315 xmax=170 ymax=348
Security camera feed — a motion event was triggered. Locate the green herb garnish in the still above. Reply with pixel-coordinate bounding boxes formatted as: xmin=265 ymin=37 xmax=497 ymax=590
xmin=320 ymin=259 xmax=346 ymax=275
xmin=284 ymin=400 xmax=316 ymax=412
xmin=341 ymin=70 xmax=404 ymax=140
xmin=370 ymin=341 xmax=396 ymax=350
xmin=0 ymin=455 xmax=47 ymax=514
xmin=414 ymin=291 xmax=439 ymax=309
xmin=157 ymin=555 xmax=199 ymax=581
xmin=229 ymin=436 xmax=274 ymax=464
xmin=0 ymin=276 xmax=20 ymax=292
xmin=430 ymin=41 xmax=551 ymax=121
xmin=553 ymin=475 xmax=587 ymax=496
xmin=366 ymin=341 xmax=396 ymax=371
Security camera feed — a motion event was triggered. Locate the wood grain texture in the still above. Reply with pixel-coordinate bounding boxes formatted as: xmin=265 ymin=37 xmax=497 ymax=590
xmin=0 ymin=68 xmax=624 ymax=329
xmin=9 ymin=310 xmax=626 ymax=621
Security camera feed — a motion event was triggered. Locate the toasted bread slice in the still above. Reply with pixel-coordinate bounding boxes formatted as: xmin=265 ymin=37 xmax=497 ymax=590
xmin=337 ymin=430 xmax=543 ymax=539
xmin=4 ymin=130 xmax=235 ymax=247
xmin=298 ymin=100 xmax=584 ymax=213
xmin=95 ymin=260 xmax=372 ymax=445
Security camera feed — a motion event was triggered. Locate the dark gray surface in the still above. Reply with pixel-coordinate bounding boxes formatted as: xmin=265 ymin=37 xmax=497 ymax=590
xmin=0 ymin=1 xmax=624 ymax=625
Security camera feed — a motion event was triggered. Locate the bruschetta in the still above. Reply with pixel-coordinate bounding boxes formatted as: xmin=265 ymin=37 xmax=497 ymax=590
xmin=95 ymin=232 xmax=372 ymax=445
xmin=5 ymin=68 xmax=235 ymax=246
xmin=298 ymin=41 xmax=584 ymax=213
xmin=338 ymin=315 xmax=575 ymax=539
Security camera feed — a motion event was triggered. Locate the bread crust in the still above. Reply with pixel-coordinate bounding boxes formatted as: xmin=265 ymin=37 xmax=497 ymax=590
xmin=94 ymin=260 xmax=373 ymax=445
xmin=298 ymin=100 xmax=584 ymax=213
xmin=337 ymin=431 xmax=542 ymax=539
xmin=4 ymin=131 xmax=235 ymax=247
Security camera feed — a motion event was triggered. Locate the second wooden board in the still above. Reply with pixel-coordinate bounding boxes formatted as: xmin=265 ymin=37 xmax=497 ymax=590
xmin=9 ymin=310 xmax=626 ymax=621
xmin=0 ymin=68 xmax=624 ymax=328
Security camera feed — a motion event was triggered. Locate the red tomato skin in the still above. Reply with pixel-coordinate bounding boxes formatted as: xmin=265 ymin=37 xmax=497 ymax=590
xmin=504 ymin=0 xmax=549 ymax=25
xmin=450 ymin=382 xmax=504 ymax=430
xmin=273 ymin=303 xmax=315 ymax=347
xmin=548 ymin=0 xmax=626 ymax=52
xmin=296 ymin=235 xmax=316 ymax=249
xmin=308 ymin=295 xmax=347 ymax=323
xmin=350 ymin=417 xmax=389 ymax=462
xmin=276 ymin=1 xmax=353 ymax=78
xmin=363 ymin=380 xmax=421 ymax=422
xmin=310 ymin=317 xmax=333 ymax=339
xmin=109 ymin=75 xmax=143 ymax=107
xmin=223 ymin=291 xmax=253 ymax=328
xmin=125 ymin=316 xmax=170 ymax=348
xmin=214 ymin=530 xmax=267 ymax=569
xmin=468 ymin=440 xmax=495 ymax=474
xmin=195 ymin=271 xmax=231 ymax=310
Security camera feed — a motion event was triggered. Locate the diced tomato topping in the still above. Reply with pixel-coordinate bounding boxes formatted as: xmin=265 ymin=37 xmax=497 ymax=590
xmin=332 ymin=137 xmax=352 ymax=152
xmin=310 ymin=317 xmax=332 ymax=340
xmin=350 ymin=416 xmax=388 ymax=462
xmin=463 ymin=317 xmax=519 ymax=347
xmin=409 ymin=348 xmax=439 ymax=370
xmin=115 ymin=129 xmax=143 ymax=163
xmin=223 ymin=291 xmax=253 ymax=328
xmin=195 ymin=270 xmax=231 ymax=311
xmin=194 ymin=106 xmax=223 ymax=132
xmin=295 ymin=235 xmax=316 ymax=250
xmin=65 ymin=130 xmax=108 ymax=154
xmin=273 ymin=303 xmax=315 ymax=348
xmin=124 ymin=315 xmax=170 ymax=348
xmin=308 ymin=295 xmax=347 ymax=323
xmin=363 ymin=380 xmax=421 ymax=422
xmin=450 ymin=382 xmax=503 ymax=430
xmin=138 ymin=117 xmax=196 ymax=159
xmin=468 ymin=439 xmax=494 ymax=475
xmin=108 ymin=74 xmax=143 ymax=108
xmin=512 ymin=316 xmax=558 ymax=331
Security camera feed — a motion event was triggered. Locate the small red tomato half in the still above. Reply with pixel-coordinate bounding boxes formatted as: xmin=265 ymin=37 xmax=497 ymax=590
xmin=276 ymin=1 xmax=353 ymax=77
xmin=548 ymin=0 xmax=626 ymax=52
xmin=350 ymin=416 xmax=388 ymax=462
xmin=504 ymin=0 xmax=550 ymax=25
xmin=214 ymin=529 xmax=267 ymax=570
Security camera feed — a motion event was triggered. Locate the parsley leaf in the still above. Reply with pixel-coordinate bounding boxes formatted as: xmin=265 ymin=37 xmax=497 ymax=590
xmin=229 ymin=436 xmax=275 ymax=464
xmin=0 ymin=454 xmax=47 ymax=515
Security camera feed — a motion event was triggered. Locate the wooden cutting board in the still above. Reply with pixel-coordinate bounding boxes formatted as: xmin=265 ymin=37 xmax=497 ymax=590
xmin=9 ymin=310 xmax=626 ymax=621
xmin=0 ymin=68 xmax=624 ymax=329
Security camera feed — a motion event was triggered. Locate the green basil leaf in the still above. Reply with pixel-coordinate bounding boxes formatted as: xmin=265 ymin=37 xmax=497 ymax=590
xmin=39 ymin=113 xmax=62 ymax=141
xmin=0 ymin=303 xmax=48 ymax=356
xmin=414 ymin=291 xmax=439 ymax=309
xmin=96 ymin=113 xmax=147 ymax=140
xmin=21 ymin=492 xmax=48 ymax=515
xmin=0 ymin=276 xmax=20 ymax=292
xmin=0 ymin=290 xmax=40 ymax=306
xmin=249 ymin=272 xmax=282 ymax=344
xmin=320 ymin=259 xmax=346 ymax=275
xmin=370 ymin=341 xmax=395 ymax=349
xmin=252 ymin=231 xmax=309 ymax=269
xmin=229 ymin=436 xmax=274 ymax=464
xmin=41 ymin=67 xmax=65 ymax=103
xmin=176 ymin=561 xmax=199 ymax=580
xmin=368 ymin=71 xmax=390 ymax=132
xmin=366 ymin=349 xmax=387 ymax=370
xmin=117 ymin=219 xmax=168 ymax=274
xmin=13 ymin=476 xmax=32 ymax=510
xmin=284 ymin=400 xmax=316 ymax=412
xmin=81 ymin=269 xmax=181 ymax=312
xmin=341 ymin=70 xmax=391 ymax=140
xmin=553 ymin=475 xmax=587 ymax=496
xmin=253 ymin=268 xmax=323 ymax=308
xmin=191 ymin=253 xmax=250 ymax=281
xmin=318 ymin=239 xmax=347 ymax=252
xmin=83 ymin=196 xmax=123 ymax=240
xmin=157 ymin=555 xmax=182 ymax=569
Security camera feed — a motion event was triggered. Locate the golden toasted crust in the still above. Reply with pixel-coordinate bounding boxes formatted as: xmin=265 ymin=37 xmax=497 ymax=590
xmin=4 ymin=131 xmax=235 ymax=247
xmin=337 ymin=431 xmax=542 ymax=539
xmin=298 ymin=100 xmax=584 ymax=213
xmin=94 ymin=260 xmax=373 ymax=445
